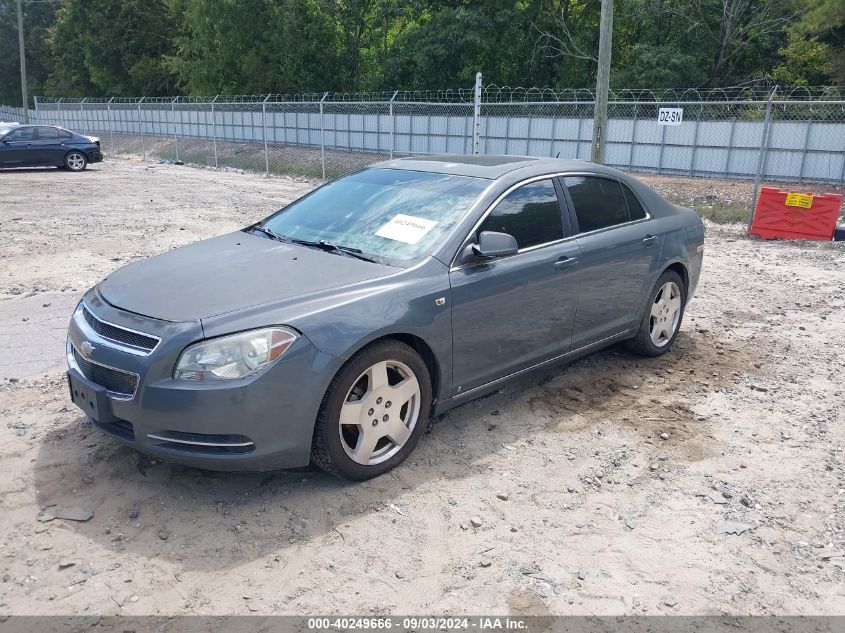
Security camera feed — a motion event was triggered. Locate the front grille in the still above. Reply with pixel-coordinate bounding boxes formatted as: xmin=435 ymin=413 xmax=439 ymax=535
xmin=82 ymin=305 xmax=158 ymax=352
xmin=72 ymin=346 xmax=138 ymax=397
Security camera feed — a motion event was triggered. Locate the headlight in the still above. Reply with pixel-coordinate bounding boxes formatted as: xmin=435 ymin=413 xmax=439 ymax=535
xmin=174 ymin=327 xmax=298 ymax=381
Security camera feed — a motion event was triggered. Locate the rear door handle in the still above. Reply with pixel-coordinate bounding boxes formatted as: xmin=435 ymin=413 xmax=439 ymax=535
xmin=642 ymin=235 xmax=658 ymax=247
xmin=554 ymin=256 xmax=578 ymax=270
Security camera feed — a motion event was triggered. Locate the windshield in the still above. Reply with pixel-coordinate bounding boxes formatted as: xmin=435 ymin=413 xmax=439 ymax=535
xmin=259 ymin=168 xmax=488 ymax=266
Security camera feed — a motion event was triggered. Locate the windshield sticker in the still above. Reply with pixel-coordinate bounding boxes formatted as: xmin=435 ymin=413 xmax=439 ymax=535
xmin=375 ymin=214 xmax=438 ymax=245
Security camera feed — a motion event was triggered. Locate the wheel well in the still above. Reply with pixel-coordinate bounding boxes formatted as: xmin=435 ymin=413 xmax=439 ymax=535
xmin=369 ymin=333 xmax=441 ymax=402
xmin=664 ymin=262 xmax=688 ymax=291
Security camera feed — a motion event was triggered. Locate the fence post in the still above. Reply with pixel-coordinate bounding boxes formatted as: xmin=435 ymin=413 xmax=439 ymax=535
xmin=138 ymin=97 xmax=145 ymax=161
xmin=319 ymin=92 xmax=328 ymax=181
xmin=627 ymin=104 xmax=638 ymax=168
xmin=389 ymin=90 xmax=398 ymax=159
xmin=798 ymin=118 xmax=812 ymax=183
xmin=33 ymin=96 xmax=38 ymax=123
xmin=748 ymin=87 xmax=777 ymax=230
xmin=211 ymin=95 xmax=219 ymax=168
xmin=262 ymin=94 xmax=270 ymax=175
xmin=725 ymin=114 xmax=737 ymax=178
xmin=472 ymin=72 xmax=482 ymax=154
xmin=171 ymin=96 xmax=180 ymax=163
xmin=107 ymin=97 xmax=114 ymax=155
xmin=657 ymin=104 xmax=671 ymax=173
xmin=80 ymin=97 xmax=87 ymax=135
xmin=689 ymin=104 xmax=703 ymax=176
xmin=577 ymin=111 xmax=585 ymax=159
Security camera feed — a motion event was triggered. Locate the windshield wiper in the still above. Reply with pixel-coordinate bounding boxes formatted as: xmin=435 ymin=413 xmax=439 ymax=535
xmin=287 ymin=237 xmax=379 ymax=263
xmin=250 ymin=225 xmax=288 ymax=243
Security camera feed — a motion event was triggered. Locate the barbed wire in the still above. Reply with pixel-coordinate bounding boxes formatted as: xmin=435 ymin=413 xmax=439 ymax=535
xmin=31 ymin=84 xmax=845 ymax=105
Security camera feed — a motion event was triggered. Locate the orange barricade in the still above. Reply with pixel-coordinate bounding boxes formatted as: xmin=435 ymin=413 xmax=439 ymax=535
xmin=749 ymin=187 xmax=843 ymax=240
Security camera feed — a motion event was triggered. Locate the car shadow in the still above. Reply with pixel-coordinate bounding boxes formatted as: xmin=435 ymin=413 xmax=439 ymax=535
xmin=0 ymin=166 xmax=100 ymax=174
xmin=32 ymin=329 xmax=758 ymax=571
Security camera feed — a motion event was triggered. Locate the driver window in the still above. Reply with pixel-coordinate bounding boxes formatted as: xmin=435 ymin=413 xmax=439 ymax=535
xmin=477 ymin=179 xmax=564 ymax=250
xmin=6 ymin=127 xmax=35 ymax=141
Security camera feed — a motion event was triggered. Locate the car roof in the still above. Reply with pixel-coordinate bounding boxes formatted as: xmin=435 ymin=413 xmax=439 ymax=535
xmin=373 ymin=154 xmax=626 ymax=180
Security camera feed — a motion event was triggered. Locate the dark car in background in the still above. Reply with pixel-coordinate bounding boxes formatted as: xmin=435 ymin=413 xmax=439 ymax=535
xmin=0 ymin=124 xmax=102 ymax=171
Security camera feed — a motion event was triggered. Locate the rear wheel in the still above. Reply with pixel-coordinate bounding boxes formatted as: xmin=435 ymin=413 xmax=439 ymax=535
xmin=311 ymin=340 xmax=432 ymax=480
xmin=625 ymin=270 xmax=686 ymax=357
xmin=64 ymin=151 xmax=87 ymax=171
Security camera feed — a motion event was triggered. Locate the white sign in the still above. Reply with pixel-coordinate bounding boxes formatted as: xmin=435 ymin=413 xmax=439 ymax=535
xmin=658 ymin=107 xmax=683 ymax=126
xmin=375 ymin=214 xmax=438 ymax=245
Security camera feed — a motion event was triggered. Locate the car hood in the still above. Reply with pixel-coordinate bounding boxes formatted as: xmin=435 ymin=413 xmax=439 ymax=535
xmin=98 ymin=231 xmax=397 ymax=322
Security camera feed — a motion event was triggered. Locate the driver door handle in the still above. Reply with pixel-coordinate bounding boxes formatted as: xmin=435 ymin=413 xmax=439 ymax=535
xmin=554 ymin=256 xmax=578 ymax=270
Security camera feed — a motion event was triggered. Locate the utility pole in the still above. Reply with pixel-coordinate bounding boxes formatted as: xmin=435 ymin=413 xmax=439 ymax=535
xmin=591 ymin=0 xmax=613 ymax=163
xmin=16 ymin=0 xmax=29 ymax=122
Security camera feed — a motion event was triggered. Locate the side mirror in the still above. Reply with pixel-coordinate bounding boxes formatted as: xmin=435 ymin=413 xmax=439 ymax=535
xmin=471 ymin=231 xmax=519 ymax=259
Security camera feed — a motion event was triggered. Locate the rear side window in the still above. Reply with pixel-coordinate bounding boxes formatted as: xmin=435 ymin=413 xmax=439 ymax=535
xmin=5 ymin=127 xmax=34 ymax=141
xmin=564 ymin=176 xmax=629 ymax=233
xmin=622 ymin=183 xmax=647 ymax=220
xmin=478 ymin=179 xmax=563 ymax=249
xmin=37 ymin=127 xmax=59 ymax=140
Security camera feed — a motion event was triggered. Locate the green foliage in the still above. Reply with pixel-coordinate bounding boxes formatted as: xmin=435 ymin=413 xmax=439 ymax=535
xmin=771 ymin=36 xmax=836 ymax=86
xmin=45 ymin=0 xmax=177 ymax=96
xmin=0 ymin=0 xmax=57 ymax=106
xmin=781 ymin=0 xmax=845 ymax=84
xmin=0 ymin=0 xmax=841 ymax=102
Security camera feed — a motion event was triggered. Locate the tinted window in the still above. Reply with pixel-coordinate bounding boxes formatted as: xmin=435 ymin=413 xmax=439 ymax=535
xmin=564 ymin=176 xmax=629 ymax=233
xmin=59 ymin=129 xmax=73 ymax=139
xmin=622 ymin=183 xmax=647 ymax=220
xmin=478 ymin=179 xmax=563 ymax=249
xmin=6 ymin=127 xmax=34 ymax=141
xmin=37 ymin=127 xmax=59 ymax=140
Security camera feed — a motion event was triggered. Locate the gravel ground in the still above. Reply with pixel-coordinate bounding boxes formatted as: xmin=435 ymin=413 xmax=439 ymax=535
xmin=0 ymin=158 xmax=843 ymax=616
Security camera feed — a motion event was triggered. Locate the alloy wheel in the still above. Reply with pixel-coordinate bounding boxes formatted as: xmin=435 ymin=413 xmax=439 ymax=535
xmin=67 ymin=153 xmax=86 ymax=171
xmin=649 ymin=281 xmax=682 ymax=347
xmin=338 ymin=360 xmax=421 ymax=465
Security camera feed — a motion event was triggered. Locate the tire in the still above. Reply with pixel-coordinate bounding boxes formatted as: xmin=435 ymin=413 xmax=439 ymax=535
xmin=311 ymin=339 xmax=432 ymax=480
xmin=625 ymin=270 xmax=686 ymax=357
xmin=64 ymin=151 xmax=88 ymax=172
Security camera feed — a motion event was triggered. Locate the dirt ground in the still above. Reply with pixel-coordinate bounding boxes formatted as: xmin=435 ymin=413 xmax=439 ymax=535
xmin=0 ymin=158 xmax=843 ymax=616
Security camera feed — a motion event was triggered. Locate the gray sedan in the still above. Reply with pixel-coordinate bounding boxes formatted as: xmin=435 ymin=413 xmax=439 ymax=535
xmin=66 ymin=156 xmax=704 ymax=480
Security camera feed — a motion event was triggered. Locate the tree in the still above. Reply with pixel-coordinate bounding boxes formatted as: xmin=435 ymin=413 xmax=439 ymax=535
xmin=771 ymin=35 xmax=836 ymax=86
xmin=0 ymin=0 xmax=57 ymax=106
xmin=773 ymin=0 xmax=845 ymax=84
xmin=168 ymin=0 xmax=343 ymax=95
xmin=45 ymin=0 xmax=177 ymax=96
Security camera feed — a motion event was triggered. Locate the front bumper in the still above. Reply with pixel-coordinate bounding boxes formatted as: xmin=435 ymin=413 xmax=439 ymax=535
xmin=87 ymin=146 xmax=103 ymax=163
xmin=66 ymin=291 xmax=337 ymax=471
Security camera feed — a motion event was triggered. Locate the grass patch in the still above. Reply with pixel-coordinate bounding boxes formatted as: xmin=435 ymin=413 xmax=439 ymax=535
xmin=154 ymin=147 xmax=337 ymax=180
xmin=693 ymin=203 xmax=749 ymax=224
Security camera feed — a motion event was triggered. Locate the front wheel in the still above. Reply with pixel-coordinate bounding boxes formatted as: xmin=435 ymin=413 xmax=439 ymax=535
xmin=625 ymin=270 xmax=686 ymax=357
xmin=64 ymin=151 xmax=88 ymax=171
xmin=311 ymin=340 xmax=432 ymax=480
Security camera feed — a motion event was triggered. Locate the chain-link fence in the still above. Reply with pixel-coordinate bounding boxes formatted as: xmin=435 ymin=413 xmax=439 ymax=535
xmin=3 ymin=84 xmax=844 ymax=211
xmin=0 ymin=103 xmax=31 ymax=122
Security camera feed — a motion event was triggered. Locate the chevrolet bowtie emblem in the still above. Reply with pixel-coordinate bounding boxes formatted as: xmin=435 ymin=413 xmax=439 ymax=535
xmin=80 ymin=340 xmax=95 ymax=356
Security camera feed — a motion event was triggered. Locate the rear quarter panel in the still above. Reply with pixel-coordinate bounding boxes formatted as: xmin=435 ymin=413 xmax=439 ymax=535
xmin=622 ymin=176 xmax=704 ymax=309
